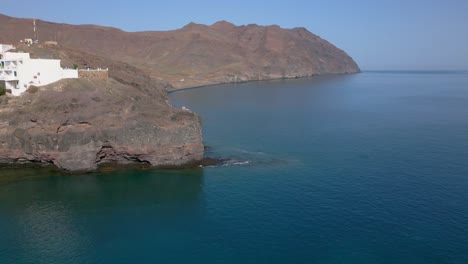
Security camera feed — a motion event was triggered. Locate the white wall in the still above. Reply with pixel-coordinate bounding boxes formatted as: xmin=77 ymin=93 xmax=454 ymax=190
xmin=10 ymin=60 xmax=78 ymax=95
xmin=0 ymin=50 xmax=79 ymax=96
xmin=0 ymin=44 xmax=15 ymax=53
xmin=5 ymin=81 xmax=18 ymax=93
xmin=62 ymin=69 xmax=78 ymax=79
xmin=17 ymin=59 xmax=62 ymax=90
xmin=2 ymin=52 xmax=30 ymax=60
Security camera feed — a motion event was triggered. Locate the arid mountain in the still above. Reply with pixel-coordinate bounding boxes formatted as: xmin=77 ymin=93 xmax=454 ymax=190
xmin=0 ymin=14 xmax=359 ymax=88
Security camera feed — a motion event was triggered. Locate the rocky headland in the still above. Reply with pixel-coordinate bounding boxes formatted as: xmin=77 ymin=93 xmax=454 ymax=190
xmin=0 ymin=14 xmax=360 ymax=172
xmin=0 ymin=77 xmax=204 ymax=172
xmin=0 ymin=46 xmax=204 ymax=172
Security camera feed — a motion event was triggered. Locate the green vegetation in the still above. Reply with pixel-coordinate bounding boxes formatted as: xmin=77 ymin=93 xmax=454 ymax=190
xmin=0 ymin=85 xmax=5 ymax=96
xmin=73 ymin=64 xmax=79 ymax=70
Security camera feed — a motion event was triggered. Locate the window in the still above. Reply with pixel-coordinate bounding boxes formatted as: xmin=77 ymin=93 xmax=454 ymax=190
xmin=14 ymin=71 xmax=17 ymax=77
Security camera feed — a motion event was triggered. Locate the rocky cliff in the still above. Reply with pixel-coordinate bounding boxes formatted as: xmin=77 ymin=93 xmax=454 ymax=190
xmin=0 ymin=78 xmax=203 ymax=171
xmin=0 ymin=46 xmax=204 ymax=172
xmin=0 ymin=14 xmax=360 ymax=88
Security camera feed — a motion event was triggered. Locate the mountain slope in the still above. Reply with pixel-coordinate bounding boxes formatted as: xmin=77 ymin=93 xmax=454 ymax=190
xmin=0 ymin=14 xmax=359 ymax=88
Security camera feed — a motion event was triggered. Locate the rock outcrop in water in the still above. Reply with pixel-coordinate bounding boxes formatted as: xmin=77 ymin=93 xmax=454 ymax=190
xmin=0 ymin=78 xmax=203 ymax=171
xmin=0 ymin=14 xmax=359 ymax=89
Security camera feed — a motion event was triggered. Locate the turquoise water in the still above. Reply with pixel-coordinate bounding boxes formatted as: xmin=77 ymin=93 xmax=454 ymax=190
xmin=1 ymin=72 xmax=468 ymax=263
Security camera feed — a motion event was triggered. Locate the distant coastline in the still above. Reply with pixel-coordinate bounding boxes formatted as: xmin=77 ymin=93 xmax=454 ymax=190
xmin=364 ymin=70 xmax=468 ymax=74
xmin=168 ymin=72 xmax=360 ymax=94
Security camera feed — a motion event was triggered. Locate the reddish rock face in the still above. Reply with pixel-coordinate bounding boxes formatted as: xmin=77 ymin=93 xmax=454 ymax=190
xmin=0 ymin=14 xmax=359 ymax=89
xmin=0 ymin=78 xmax=204 ymax=172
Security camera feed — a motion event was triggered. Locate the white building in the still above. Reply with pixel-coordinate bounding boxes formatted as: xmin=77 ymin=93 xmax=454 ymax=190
xmin=0 ymin=44 xmax=15 ymax=53
xmin=0 ymin=45 xmax=78 ymax=96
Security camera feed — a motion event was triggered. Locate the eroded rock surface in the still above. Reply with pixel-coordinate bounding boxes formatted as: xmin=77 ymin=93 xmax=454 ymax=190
xmin=0 ymin=78 xmax=204 ymax=171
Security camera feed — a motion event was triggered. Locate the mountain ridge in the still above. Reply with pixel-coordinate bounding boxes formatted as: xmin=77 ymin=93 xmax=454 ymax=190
xmin=0 ymin=13 xmax=359 ymax=88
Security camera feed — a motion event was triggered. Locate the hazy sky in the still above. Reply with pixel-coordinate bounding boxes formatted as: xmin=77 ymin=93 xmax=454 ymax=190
xmin=1 ymin=0 xmax=467 ymax=70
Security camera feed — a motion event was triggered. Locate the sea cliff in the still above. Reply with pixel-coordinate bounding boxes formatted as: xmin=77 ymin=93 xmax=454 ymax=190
xmin=0 ymin=78 xmax=204 ymax=172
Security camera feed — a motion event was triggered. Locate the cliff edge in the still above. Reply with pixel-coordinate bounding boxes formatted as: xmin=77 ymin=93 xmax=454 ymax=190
xmin=0 ymin=78 xmax=204 ymax=171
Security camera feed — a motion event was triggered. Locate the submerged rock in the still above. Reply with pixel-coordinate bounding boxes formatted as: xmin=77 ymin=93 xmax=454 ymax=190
xmin=0 ymin=78 xmax=204 ymax=172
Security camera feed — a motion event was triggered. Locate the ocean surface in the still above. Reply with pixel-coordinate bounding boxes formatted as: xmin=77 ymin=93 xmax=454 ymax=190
xmin=1 ymin=72 xmax=468 ymax=264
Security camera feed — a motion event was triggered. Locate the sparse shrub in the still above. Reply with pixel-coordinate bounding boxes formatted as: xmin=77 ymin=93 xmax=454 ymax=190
xmin=0 ymin=86 xmax=5 ymax=96
xmin=73 ymin=64 xmax=79 ymax=69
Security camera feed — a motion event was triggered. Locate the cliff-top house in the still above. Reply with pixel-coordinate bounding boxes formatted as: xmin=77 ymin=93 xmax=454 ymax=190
xmin=0 ymin=44 xmax=78 ymax=96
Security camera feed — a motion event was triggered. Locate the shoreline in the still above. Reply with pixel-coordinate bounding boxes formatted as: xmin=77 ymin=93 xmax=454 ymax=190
xmin=0 ymin=155 xmax=226 ymax=185
xmin=167 ymin=72 xmax=359 ymax=94
xmin=0 ymin=72 xmax=358 ymax=183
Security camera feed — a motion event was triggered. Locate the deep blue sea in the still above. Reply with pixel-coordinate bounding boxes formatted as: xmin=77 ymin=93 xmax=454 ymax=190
xmin=1 ymin=72 xmax=468 ymax=264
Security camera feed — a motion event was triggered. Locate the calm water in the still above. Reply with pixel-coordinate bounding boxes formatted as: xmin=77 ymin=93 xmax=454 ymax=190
xmin=1 ymin=72 xmax=468 ymax=263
